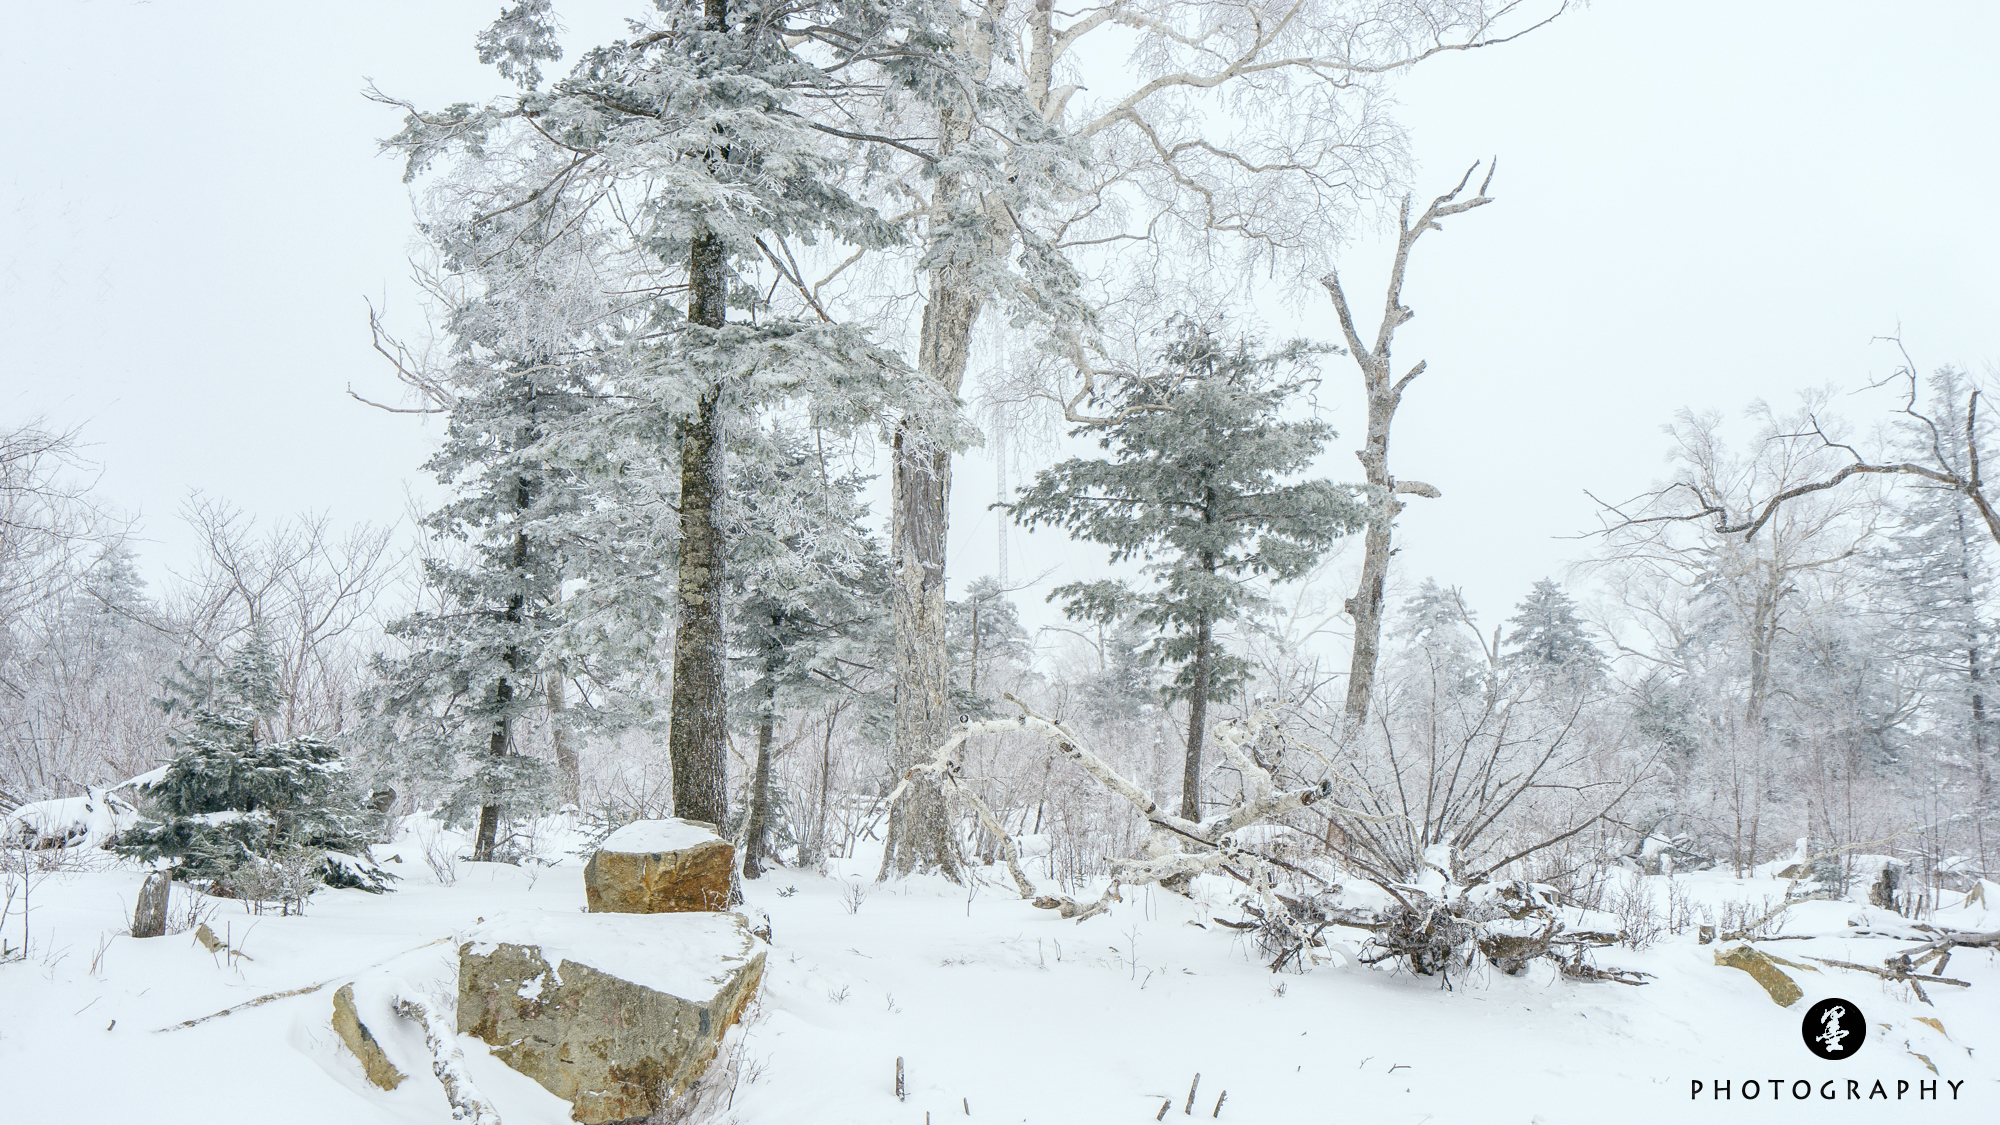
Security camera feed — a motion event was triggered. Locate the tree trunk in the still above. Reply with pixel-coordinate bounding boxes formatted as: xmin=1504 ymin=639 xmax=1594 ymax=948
xmin=1343 ymin=502 xmax=1396 ymax=723
xmin=1181 ymin=611 xmax=1214 ymax=822
xmin=743 ymin=663 xmax=778 ymax=878
xmin=547 ymin=674 xmax=578 ymax=807
xmin=882 ymin=416 xmax=965 ymax=879
xmin=670 ymin=386 xmax=730 ymax=828
xmin=473 ymin=680 xmax=512 ymax=862
xmin=881 ymin=80 xmax=989 ymax=879
xmin=473 ymin=515 xmax=528 ymax=863
xmin=668 ymin=15 xmax=733 ymax=829
xmin=131 ymin=871 xmax=170 ymax=938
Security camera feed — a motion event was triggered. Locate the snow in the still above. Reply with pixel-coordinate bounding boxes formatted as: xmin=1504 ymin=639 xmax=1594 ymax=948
xmin=2 ymin=788 xmax=136 ymax=849
xmin=464 ymin=909 xmax=758 ymax=1000
xmin=2 ymin=814 xmax=1995 ymax=1124
xmin=596 ymin=817 xmax=723 ymax=854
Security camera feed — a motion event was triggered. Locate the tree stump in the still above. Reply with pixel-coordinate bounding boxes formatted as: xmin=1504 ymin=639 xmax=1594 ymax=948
xmin=132 ymin=871 xmax=171 ymax=938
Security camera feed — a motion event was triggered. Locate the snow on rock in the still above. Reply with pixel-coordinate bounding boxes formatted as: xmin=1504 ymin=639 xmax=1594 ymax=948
xmin=586 ymin=819 xmax=734 ymax=914
xmin=463 ymin=909 xmax=762 ymax=1001
xmin=458 ymin=909 xmax=765 ymax=1124
xmin=598 ymin=817 xmax=723 ymax=854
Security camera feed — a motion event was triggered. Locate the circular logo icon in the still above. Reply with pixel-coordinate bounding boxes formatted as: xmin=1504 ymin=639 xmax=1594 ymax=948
xmin=1801 ymin=998 xmax=1867 ymax=1060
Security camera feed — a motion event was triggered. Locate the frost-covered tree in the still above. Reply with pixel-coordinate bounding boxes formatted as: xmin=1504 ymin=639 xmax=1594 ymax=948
xmin=1502 ymin=579 xmax=1605 ymax=683
xmin=1009 ymin=319 xmax=1368 ymax=819
xmin=948 ymin=577 xmax=1033 ymax=703
xmin=377 ymin=0 xmax=960 ymax=836
xmin=114 ymin=635 xmax=386 ymax=897
xmin=1394 ymin=578 xmax=1492 ymax=700
xmin=876 ymin=0 xmax=1560 ymax=880
xmin=358 ymin=189 xmax=669 ymax=859
xmin=728 ymin=426 xmax=888 ymax=878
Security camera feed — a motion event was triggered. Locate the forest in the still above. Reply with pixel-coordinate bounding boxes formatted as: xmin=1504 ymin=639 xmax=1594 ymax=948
xmin=2 ymin=2 xmax=1996 ymax=1122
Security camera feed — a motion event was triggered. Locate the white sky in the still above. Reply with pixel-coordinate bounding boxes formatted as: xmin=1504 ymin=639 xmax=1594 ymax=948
xmin=5 ymin=1 xmax=1997 ymax=652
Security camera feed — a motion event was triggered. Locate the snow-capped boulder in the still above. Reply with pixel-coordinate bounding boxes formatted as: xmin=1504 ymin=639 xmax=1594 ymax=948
xmin=457 ymin=909 xmax=765 ymax=1124
xmin=584 ymin=818 xmax=733 ymax=914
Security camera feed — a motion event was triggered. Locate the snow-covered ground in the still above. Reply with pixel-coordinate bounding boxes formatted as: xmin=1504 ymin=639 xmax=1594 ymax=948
xmin=2 ymin=822 xmax=1994 ymax=1124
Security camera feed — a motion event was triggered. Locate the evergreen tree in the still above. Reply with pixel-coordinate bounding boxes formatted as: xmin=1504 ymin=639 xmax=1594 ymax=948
xmin=1009 ymin=319 xmax=1369 ymax=820
xmin=948 ymin=577 xmax=1033 ymax=703
xmin=1395 ymin=578 xmax=1490 ymax=698
xmin=727 ymin=425 xmax=888 ymax=877
xmin=1877 ymin=367 xmax=1997 ymax=766
xmin=115 ymin=635 xmax=387 ymax=897
xmin=1501 ymin=579 xmax=1606 ymax=683
xmin=382 ymin=0 xmax=963 ymax=836
xmin=359 ymin=201 xmax=660 ymax=861
xmin=1077 ymin=616 xmax=1163 ymax=729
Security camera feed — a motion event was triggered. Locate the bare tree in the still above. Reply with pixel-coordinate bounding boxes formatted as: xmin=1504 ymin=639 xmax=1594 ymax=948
xmin=173 ymin=499 xmax=398 ymax=741
xmin=0 ymin=422 xmax=100 ymax=632
xmin=1320 ymin=164 xmax=1495 ymax=725
xmin=1584 ymin=399 xmax=1885 ymax=872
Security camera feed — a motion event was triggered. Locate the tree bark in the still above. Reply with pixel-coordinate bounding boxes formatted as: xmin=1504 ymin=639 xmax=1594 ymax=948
xmin=1342 ymin=466 xmax=1398 ymax=722
xmin=670 ymin=384 xmax=730 ymax=828
xmin=882 ymin=414 xmax=966 ymax=879
xmin=668 ymin=0 xmax=734 ymax=829
xmin=547 ymin=673 xmax=578 ymax=807
xmin=1181 ymin=611 xmax=1213 ymax=822
xmin=473 ymin=512 xmax=528 ymax=863
xmin=881 ymin=80 xmax=990 ymax=880
xmin=743 ymin=661 xmax=778 ymax=878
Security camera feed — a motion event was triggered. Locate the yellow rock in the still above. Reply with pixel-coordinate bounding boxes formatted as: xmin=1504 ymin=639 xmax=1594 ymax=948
xmin=1714 ymin=944 xmax=1803 ymax=1007
xmin=331 ymin=983 xmax=406 ymax=1091
xmin=585 ymin=819 xmax=735 ymax=914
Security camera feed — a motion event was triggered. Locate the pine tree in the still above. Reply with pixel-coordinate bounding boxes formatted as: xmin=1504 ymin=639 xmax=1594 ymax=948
xmin=359 ymin=198 xmax=660 ymax=861
xmin=381 ymin=0 xmax=962 ymax=837
xmin=948 ymin=577 xmax=1033 ymax=703
xmin=1395 ymin=578 xmax=1490 ymax=698
xmin=1009 ymin=319 xmax=1369 ymax=820
xmin=1501 ymin=579 xmax=1606 ymax=684
xmin=727 ymin=424 xmax=888 ymax=877
xmin=115 ymin=635 xmax=387 ymax=897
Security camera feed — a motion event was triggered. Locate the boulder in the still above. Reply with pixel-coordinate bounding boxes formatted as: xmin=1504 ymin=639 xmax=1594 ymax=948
xmin=331 ymin=983 xmax=406 ymax=1091
xmin=458 ymin=910 xmax=765 ymax=1124
xmin=585 ymin=819 xmax=733 ymax=914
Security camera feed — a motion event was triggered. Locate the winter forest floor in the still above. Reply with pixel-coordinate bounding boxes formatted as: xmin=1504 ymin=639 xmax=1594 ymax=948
xmin=2 ymin=824 xmax=1995 ymax=1124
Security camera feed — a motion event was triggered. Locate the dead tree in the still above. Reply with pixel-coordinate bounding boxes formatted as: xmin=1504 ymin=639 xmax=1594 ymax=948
xmin=1322 ymin=164 xmax=1495 ymax=726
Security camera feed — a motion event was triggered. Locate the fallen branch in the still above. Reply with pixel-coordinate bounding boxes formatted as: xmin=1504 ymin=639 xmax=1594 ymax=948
xmin=1804 ymin=956 xmax=1971 ymax=989
xmin=154 ymin=981 xmax=332 ymax=1031
xmin=153 ymin=936 xmax=454 ymax=1032
xmin=396 ymin=996 xmax=502 ymax=1125
xmin=891 ymin=698 xmax=1347 ymax=956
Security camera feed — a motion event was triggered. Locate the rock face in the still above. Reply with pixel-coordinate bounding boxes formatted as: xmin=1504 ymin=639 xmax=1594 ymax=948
xmin=331 ymin=983 xmax=406 ymax=1091
xmin=458 ymin=910 xmax=765 ymax=1124
xmin=585 ymin=818 xmax=733 ymax=914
